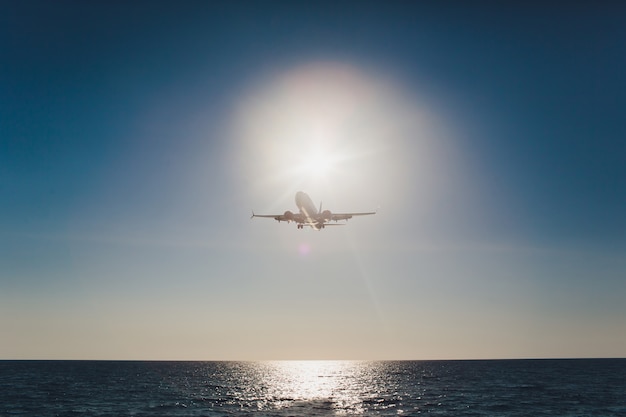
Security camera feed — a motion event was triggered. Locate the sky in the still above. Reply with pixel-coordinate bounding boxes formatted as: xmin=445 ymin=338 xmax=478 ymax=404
xmin=1 ymin=1 xmax=625 ymax=360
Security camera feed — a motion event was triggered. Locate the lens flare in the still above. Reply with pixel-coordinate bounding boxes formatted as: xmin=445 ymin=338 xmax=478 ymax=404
xmin=298 ymin=242 xmax=311 ymax=256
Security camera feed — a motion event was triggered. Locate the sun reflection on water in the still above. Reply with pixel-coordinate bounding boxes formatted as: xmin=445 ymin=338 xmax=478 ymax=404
xmin=265 ymin=361 xmax=348 ymax=398
xmin=248 ymin=361 xmax=374 ymax=414
xmin=166 ymin=361 xmax=413 ymax=415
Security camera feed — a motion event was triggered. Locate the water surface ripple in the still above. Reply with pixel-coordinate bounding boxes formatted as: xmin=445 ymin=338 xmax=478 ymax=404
xmin=1 ymin=359 xmax=625 ymax=416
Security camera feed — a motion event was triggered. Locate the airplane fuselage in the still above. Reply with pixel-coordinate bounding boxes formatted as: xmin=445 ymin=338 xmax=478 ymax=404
xmin=295 ymin=191 xmax=318 ymax=216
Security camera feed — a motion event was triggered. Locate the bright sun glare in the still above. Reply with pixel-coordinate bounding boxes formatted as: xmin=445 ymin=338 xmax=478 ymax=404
xmin=301 ymin=149 xmax=335 ymax=178
xmin=233 ymin=61 xmax=440 ymax=208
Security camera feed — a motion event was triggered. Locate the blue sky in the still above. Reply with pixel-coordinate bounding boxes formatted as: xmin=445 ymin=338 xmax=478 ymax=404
xmin=1 ymin=1 xmax=625 ymax=359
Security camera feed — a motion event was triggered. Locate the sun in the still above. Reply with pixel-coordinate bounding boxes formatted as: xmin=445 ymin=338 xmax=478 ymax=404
xmin=233 ymin=61 xmax=430 ymax=206
xmin=301 ymin=149 xmax=335 ymax=178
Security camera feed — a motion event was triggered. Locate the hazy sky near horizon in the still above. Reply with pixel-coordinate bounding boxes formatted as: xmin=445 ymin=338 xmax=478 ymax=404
xmin=2 ymin=1 xmax=625 ymax=360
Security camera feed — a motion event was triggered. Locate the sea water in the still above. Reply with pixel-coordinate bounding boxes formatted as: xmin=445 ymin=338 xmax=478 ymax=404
xmin=1 ymin=359 xmax=625 ymax=416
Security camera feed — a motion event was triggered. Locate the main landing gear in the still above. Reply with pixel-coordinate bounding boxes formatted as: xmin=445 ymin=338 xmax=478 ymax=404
xmin=296 ymin=223 xmax=325 ymax=229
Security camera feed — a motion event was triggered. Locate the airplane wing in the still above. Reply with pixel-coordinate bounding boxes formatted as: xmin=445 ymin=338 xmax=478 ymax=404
xmin=330 ymin=211 xmax=376 ymax=221
xmin=251 ymin=213 xmax=281 ymax=219
xmin=251 ymin=212 xmax=304 ymax=222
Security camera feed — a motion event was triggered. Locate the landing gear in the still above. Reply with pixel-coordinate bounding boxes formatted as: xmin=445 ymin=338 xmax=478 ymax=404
xmin=296 ymin=223 xmax=325 ymax=229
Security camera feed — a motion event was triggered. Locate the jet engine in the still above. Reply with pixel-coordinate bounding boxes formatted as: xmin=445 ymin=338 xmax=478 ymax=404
xmin=321 ymin=209 xmax=332 ymax=221
xmin=283 ymin=210 xmax=294 ymax=221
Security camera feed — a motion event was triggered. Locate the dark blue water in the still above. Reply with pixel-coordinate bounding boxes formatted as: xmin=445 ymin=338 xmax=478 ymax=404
xmin=1 ymin=359 xmax=625 ymax=416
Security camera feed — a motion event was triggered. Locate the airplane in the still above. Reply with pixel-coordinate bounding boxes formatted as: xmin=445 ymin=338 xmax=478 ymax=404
xmin=251 ymin=191 xmax=376 ymax=230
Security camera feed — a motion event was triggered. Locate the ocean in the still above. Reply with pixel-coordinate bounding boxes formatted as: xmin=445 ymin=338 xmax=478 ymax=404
xmin=1 ymin=359 xmax=625 ymax=416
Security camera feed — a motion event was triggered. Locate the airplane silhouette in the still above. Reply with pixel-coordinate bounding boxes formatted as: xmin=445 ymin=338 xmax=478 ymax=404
xmin=252 ymin=191 xmax=376 ymax=230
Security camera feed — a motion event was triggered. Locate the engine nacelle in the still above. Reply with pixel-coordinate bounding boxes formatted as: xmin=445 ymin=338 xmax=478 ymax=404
xmin=321 ymin=209 xmax=332 ymax=221
xmin=283 ymin=210 xmax=294 ymax=221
